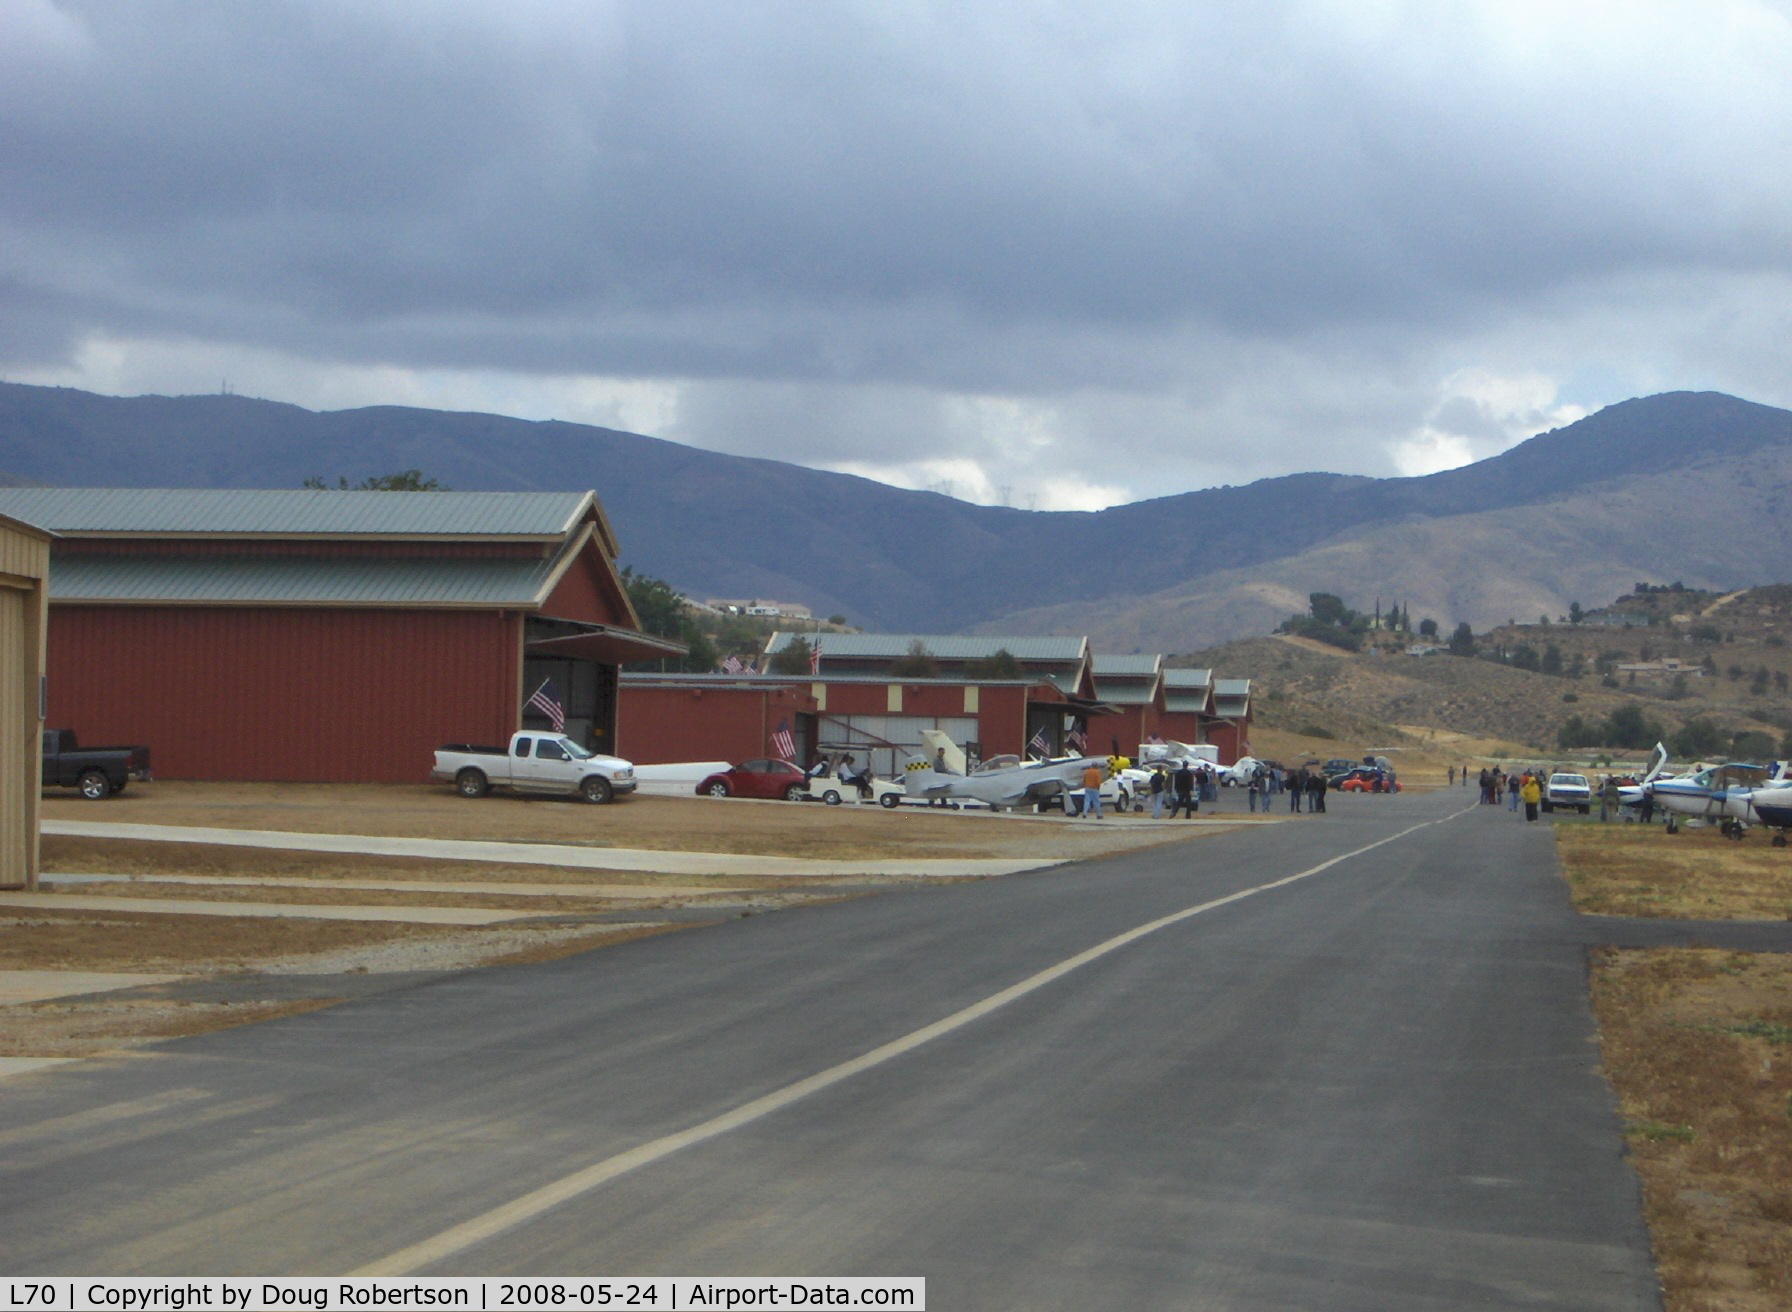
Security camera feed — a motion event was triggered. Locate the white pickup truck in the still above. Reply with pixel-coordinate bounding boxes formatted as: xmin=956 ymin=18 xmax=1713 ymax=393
xmin=433 ymin=732 xmax=637 ymax=804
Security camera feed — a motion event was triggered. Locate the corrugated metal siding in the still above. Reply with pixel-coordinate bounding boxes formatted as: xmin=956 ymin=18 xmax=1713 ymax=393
xmin=0 ymin=488 xmax=592 ymax=538
xmin=45 ymin=607 xmax=519 ymax=782
xmin=0 ymin=521 xmax=48 ymax=888
xmin=538 ymin=543 xmax=635 ymax=626
xmin=47 ymin=554 xmax=560 ymax=607
xmin=616 ymin=683 xmax=816 ymax=765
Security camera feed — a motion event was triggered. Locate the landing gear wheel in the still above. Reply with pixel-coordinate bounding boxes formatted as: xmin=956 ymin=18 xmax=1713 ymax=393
xmin=1665 ymin=818 xmax=1679 ymax=834
xmin=1773 ymin=833 xmax=1787 ymax=848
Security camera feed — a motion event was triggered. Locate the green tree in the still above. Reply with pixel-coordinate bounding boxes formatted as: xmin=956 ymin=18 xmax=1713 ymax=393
xmin=1670 ymin=717 xmax=1726 ymax=759
xmin=963 ymin=648 xmax=1024 ymax=680
xmin=1447 ymin=622 xmax=1475 ymax=656
xmin=1557 ymin=714 xmax=1595 ymax=749
xmin=303 ymin=469 xmax=445 ymax=490
xmin=1731 ymin=730 xmax=1778 ymax=761
xmin=1418 ymin=617 xmax=1439 ymax=639
xmin=618 ymin=566 xmax=712 ymax=672
xmin=1603 ymin=704 xmax=1665 ymax=750
xmin=889 ymin=640 xmax=941 ymax=678
xmin=1308 ymin=593 xmax=1349 ymax=626
xmin=1541 ymin=643 xmax=1564 ymax=676
xmin=768 ymin=636 xmax=813 ymax=675
xmin=1569 ymin=600 xmax=1583 ymax=624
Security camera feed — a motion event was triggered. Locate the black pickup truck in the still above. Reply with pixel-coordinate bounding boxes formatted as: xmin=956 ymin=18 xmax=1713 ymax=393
xmin=42 ymin=729 xmax=153 ymax=799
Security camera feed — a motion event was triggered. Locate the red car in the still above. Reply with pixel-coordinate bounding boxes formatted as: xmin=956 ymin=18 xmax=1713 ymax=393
xmin=695 ymin=757 xmax=808 ymax=801
xmin=1335 ymin=767 xmax=1400 ymax=793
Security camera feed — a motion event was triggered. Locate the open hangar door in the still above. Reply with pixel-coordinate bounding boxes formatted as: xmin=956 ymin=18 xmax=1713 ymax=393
xmin=813 ymin=714 xmax=980 ymax=779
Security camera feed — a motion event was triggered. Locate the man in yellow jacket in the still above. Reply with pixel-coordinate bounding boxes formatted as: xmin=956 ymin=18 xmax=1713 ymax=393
xmin=1520 ymin=772 xmax=1542 ymax=822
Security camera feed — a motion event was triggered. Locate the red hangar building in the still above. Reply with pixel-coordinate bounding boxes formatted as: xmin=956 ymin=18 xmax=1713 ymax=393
xmin=0 ymin=488 xmax=682 ymax=783
xmin=617 ymin=633 xmax=1252 ymax=775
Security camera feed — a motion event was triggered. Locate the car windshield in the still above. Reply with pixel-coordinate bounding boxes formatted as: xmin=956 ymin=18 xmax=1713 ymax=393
xmin=1552 ymin=775 xmax=1587 ymax=786
xmin=558 ymin=738 xmax=595 ymax=759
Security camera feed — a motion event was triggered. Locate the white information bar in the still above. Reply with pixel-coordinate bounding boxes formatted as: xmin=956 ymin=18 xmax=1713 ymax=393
xmin=1 ymin=1280 xmax=923 ymax=1312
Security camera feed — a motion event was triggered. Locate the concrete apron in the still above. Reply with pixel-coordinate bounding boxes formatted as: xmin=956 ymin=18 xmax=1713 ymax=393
xmin=42 ymin=819 xmax=1065 ymax=878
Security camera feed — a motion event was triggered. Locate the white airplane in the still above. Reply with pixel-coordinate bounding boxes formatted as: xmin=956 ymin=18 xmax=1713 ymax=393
xmin=1622 ymin=743 xmax=1790 ymax=835
xmin=907 ymin=729 xmax=1108 ymax=810
xmin=1748 ymin=785 xmax=1792 ymax=847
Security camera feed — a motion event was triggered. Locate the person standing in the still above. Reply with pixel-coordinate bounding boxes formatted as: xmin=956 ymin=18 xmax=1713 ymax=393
xmin=1507 ymin=772 xmax=1521 ymax=811
xmin=1521 ymin=772 xmax=1542 ymax=821
xmin=1081 ymin=761 xmax=1104 ymax=819
xmin=1149 ymin=766 xmax=1167 ymax=819
xmin=1173 ymin=761 xmax=1196 ymax=818
xmin=1309 ymin=768 xmax=1328 ymax=813
xmin=1600 ymin=775 xmax=1619 ymax=822
xmin=1289 ymin=766 xmax=1307 ymax=812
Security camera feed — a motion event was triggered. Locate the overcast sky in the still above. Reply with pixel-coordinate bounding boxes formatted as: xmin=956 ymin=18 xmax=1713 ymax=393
xmin=5 ymin=1 xmax=1791 ymax=509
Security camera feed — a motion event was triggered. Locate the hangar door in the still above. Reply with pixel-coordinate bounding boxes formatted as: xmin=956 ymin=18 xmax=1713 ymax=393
xmin=0 ymin=585 xmax=36 ymax=888
xmin=814 ymin=714 xmax=980 ymax=779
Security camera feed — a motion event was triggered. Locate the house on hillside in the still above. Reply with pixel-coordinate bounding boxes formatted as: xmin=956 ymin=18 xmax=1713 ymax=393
xmin=0 ymin=488 xmax=683 ymax=782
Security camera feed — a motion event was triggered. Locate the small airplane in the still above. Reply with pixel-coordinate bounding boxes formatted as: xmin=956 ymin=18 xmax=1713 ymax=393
xmin=1747 ymin=784 xmax=1792 ymax=847
xmin=906 ymin=728 xmax=1109 ymax=810
xmin=1622 ymin=743 xmax=1791 ymax=836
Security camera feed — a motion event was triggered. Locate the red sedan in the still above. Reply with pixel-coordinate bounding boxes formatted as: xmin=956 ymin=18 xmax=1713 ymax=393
xmin=695 ymin=757 xmax=808 ymax=801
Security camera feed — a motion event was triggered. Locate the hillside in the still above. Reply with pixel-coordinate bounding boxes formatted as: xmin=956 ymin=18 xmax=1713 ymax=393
xmin=1184 ymin=584 xmax=1792 ymax=757
xmin=3 ymin=383 xmax=1790 ymax=642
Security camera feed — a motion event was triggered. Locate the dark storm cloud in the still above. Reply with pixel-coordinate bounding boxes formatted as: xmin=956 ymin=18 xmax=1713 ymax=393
xmin=4 ymin=1 xmax=1792 ymax=500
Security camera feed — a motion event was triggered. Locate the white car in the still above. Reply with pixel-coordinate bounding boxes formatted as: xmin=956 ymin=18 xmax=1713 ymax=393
xmin=1543 ymin=772 xmax=1592 ymax=814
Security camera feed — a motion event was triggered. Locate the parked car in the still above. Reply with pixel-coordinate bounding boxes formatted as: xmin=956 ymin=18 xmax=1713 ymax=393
xmin=42 ymin=728 xmax=152 ymax=799
xmin=1321 ymin=758 xmax=1358 ymax=778
xmin=1335 ymin=767 xmax=1400 ymax=793
xmin=1543 ymin=772 xmax=1592 ymax=814
xmin=433 ymin=731 xmax=636 ymax=803
xmin=696 ymin=758 xmax=810 ymax=801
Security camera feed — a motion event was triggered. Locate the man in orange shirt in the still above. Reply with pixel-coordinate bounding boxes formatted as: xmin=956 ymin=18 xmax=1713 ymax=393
xmin=1081 ymin=762 xmax=1104 ymax=818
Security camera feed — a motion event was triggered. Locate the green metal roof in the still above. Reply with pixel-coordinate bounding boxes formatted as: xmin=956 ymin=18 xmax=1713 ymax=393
xmin=765 ymin=632 xmax=1086 ymax=663
xmin=47 ymin=552 xmax=562 ymax=607
xmin=0 ymin=488 xmax=594 ymax=539
xmin=1162 ymin=668 xmax=1213 ymax=688
xmin=1213 ymin=677 xmax=1252 ymax=716
xmin=1091 ymin=653 xmax=1162 ymax=677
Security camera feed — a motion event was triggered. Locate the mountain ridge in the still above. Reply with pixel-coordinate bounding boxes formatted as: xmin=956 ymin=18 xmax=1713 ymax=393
xmin=1 ymin=381 xmax=1787 ymax=643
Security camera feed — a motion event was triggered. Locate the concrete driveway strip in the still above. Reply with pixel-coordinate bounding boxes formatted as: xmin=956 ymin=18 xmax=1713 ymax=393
xmin=0 ymin=892 xmax=542 ymax=925
xmin=41 ymin=819 xmax=1058 ymax=877
xmin=3 ymin=793 xmax=1657 ymax=1308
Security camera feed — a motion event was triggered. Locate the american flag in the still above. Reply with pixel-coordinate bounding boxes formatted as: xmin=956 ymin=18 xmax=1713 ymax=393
xmin=526 ymin=678 xmax=565 ymax=732
xmin=1028 ymin=726 xmax=1050 ymax=758
xmin=1067 ymin=722 xmax=1087 ymax=753
xmin=771 ymin=719 xmax=797 ymax=760
xmin=721 ymin=654 xmax=745 ymax=674
xmin=808 ymin=639 xmax=821 ymax=675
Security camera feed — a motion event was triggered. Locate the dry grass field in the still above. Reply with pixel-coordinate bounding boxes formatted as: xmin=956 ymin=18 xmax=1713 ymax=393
xmin=1557 ymin=821 xmax=1792 ymax=1309
xmin=1557 ymin=822 xmax=1792 ymax=921
xmin=1591 ymin=949 xmax=1792 ymax=1311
